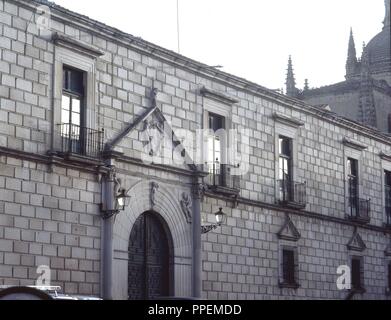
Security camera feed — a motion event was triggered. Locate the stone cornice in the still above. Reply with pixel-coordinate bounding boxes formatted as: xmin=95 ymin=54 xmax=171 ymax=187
xmin=342 ymin=137 xmax=368 ymax=151
xmin=272 ymin=112 xmax=305 ymax=128
xmin=379 ymin=151 xmax=391 ymax=162
xmin=204 ymin=191 xmax=391 ymax=235
xmin=1 ymin=145 xmax=390 ymax=235
xmin=52 ymin=33 xmax=105 ymax=58
xmin=0 ymin=147 xmax=105 ymax=174
xmin=114 ymin=153 xmax=207 ymax=178
xmin=200 ymin=86 xmax=239 ymax=105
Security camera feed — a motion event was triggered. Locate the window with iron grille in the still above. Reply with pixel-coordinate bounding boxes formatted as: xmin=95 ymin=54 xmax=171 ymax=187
xmin=58 ymin=66 xmax=103 ymax=158
xmin=281 ymin=248 xmax=296 ymax=286
xmin=385 ymin=170 xmax=391 ymax=225
xmin=351 ymin=257 xmax=363 ymax=291
xmin=347 ymin=158 xmax=359 ymax=215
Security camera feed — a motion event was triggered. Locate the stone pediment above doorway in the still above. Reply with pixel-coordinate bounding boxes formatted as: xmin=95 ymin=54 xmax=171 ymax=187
xmin=103 ymin=89 xmax=198 ymax=172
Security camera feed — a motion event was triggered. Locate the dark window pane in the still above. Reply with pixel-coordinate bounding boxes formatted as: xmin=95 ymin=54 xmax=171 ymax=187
xmin=351 ymin=258 xmax=362 ymax=290
xmin=282 ymin=249 xmax=295 ymax=284
xmin=279 ymin=136 xmax=291 ymax=157
xmin=347 ymin=158 xmax=358 ymax=177
xmin=385 ymin=170 xmax=391 ymax=187
xmin=208 ymin=113 xmax=224 ymax=131
xmin=279 ymin=136 xmax=292 ymax=185
xmin=347 ymin=158 xmax=358 ymax=205
xmin=63 ymin=67 xmax=84 ymax=95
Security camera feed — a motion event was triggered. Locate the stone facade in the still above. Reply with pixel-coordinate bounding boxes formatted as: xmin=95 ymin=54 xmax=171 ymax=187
xmin=0 ymin=0 xmax=391 ymax=300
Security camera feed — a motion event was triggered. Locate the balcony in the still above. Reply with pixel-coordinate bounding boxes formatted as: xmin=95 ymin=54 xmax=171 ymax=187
xmin=277 ymin=179 xmax=307 ymax=209
xmin=56 ymin=123 xmax=104 ymax=161
xmin=347 ymin=197 xmax=371 ymax=224
xmin=205 ymin=163 xmax=240 ymax=197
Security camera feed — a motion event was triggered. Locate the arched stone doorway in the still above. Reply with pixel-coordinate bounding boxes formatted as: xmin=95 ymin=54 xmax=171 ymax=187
xmin=128 ymin=211 xmax=173 ymax=300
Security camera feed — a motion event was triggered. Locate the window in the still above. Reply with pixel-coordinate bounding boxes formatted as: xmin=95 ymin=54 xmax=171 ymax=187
xmin=280 ymin=248 xmax=298 ymax=288
xmin=206 ymin=112 xmax=228 ymax=187
xmin=347 ymin=158 xmax=359 ymax=215
xmin=385 ymin=171 xmax=391 ymax=225
xmin=282 ymin=249 xmax=295 ymax=284
xmin=279 ymin=136 xmax=292 ymax=182
xmin=207 ymin=113 xmax=225 ymax=170
xmin=53 ymin=42 xmax=103 ymax=159
xmin=62 ymin=66 xmax=85 ymax=128
xmin=388 ymin=262 xmax=391 ymax=291
xmin=351 ymin=257 xmax=363 ymax=291
xmin=278 ymin=136 xmax=294 ymax=203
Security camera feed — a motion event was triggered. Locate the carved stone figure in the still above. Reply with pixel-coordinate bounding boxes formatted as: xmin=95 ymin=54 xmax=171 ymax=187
xmin=142 ymin=118 xmax=164 ymax=156
xmin=192 ymin=183 xmax=206 ymax=200
xmin=180 ymin=192 xmax=192 ymax=223
xmin=150 ymin=87 xmax=158 ymax=108
xmin=150 ymin=182 xmax=159 ymax=208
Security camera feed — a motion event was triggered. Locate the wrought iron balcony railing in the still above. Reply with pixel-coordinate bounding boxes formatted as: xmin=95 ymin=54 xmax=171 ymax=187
xmin=57 ymin=123 xmax=104 ymax=159
xmin=277 ymin=179 xmax=307 ymax=209
xmin=347 ymin=196 xmax=370 ymax=223
xmin=205 ymin=163 xmax=240 ymax=195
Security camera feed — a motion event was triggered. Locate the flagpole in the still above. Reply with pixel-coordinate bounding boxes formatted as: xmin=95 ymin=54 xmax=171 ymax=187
xmin=177 ymin=0 xmax=180 ymax=53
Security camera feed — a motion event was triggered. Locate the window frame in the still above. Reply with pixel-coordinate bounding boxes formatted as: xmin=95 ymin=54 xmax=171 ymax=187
xmin=53 ymin=46 xmax=98 ymax=151
xmin=344 ymin=147 xmax=363 ymax=218
xmin=274 ymin=121 xmax=300 ymax=204
xmin=381 ymin=158 xmax=391 ymax=227
xmin=61 ymin=66 xmax=86 ymax=128
xmin=350 ymin=255 xmax=365 ymax=292
xmin=203 ymin=97 xmax=232 ymax=174
xmin=278 ymin=244 xmax=300 ymax=289
xmin=278 ymin=136 xmax=293 ymax=181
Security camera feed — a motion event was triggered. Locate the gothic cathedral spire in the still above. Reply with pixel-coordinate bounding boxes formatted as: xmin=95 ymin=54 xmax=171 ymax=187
xmin=384 ymin=0 xmax=390 ymax=29
xmin=345 ymin=28 xmax=358 ymax=80
xmin=286 ymin=55 xmax=298 ymax=97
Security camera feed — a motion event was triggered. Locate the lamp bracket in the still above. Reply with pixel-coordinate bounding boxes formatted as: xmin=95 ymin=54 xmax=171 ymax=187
xmin=201 ymin=223 xmax=220 ymax=234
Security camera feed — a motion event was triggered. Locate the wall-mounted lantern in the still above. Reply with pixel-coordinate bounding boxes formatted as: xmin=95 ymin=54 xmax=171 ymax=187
xmin=101 ymin=171 xmax=131 ymax=220
xmin=115 ymin=188 xmax=131 ymax=212
xmin=201 ymin=208 xmax=226 ymax=234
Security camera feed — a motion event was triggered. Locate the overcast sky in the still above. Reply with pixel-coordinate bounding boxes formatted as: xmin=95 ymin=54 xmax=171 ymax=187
xmin=52 ymin=0 xmax=385 ymax=91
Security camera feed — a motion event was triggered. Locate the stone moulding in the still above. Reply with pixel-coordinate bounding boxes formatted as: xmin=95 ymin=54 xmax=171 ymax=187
xmin=347 ymin=228 xmax=367 ymax=252
xmin=342 ymin=137 xmax=368 ymax=151
xmin=272 ymin=112 xmax=305 ymax=128
xmin=52 ymin=33 xmax=105 ymax=58
xmin=277 ymin=214 xmax=301 ymax=242
xmin=379 ymin=151 xmax=391 ymax=162
xmin=200 ymin=86 xmax=239 ymax=105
